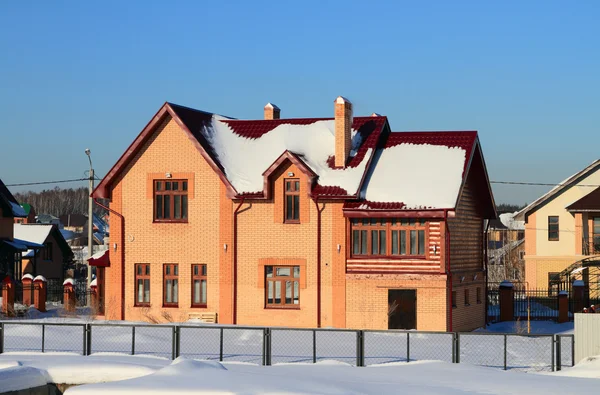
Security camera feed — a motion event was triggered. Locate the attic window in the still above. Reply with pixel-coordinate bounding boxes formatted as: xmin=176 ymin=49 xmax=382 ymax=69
xmin=284 ymin=179 xmax=300 ymax=223
xmin=154 ymin=180 xmax=188 ymax=223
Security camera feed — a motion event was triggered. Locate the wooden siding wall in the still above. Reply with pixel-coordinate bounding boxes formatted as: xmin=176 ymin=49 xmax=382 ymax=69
xmin=346 ymin=221 xmax=443 ymax=274
xmin=448 ymin=173 xmax=484 ymax=272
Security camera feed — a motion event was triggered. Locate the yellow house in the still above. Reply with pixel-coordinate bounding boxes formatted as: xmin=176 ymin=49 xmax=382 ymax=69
xmin=515 ymin=160 xmax=600 ymax=291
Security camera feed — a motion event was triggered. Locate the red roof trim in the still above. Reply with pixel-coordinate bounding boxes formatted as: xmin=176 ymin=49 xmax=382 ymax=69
xmin=92 ymin=103 xmax=238 ymax=200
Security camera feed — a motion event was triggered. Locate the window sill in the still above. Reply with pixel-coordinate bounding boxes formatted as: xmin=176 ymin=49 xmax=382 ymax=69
xmin=191 ymin=304 xmax=207 ymax=308
xmin=134 ymin=304 xmax=151 ymax=308
xmin=283 ymin=221 xmax=301 ymax=224
xmin=163 ymin=304 xmax=179 ymax=308
xmin=153 ymin=220 xmax=188 ymax=224
xmin=265 ymin=305 xmax=300 ymax=310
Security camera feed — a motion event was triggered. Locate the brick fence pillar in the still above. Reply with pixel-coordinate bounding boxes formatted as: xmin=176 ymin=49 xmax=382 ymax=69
xmin=499 ymin=280 xmax=514 ymax=322
xmin=63 ymin=278 xmax=76 ymax=312
xmin=90 ymin=279 xmax=99 ymax=313
xmin=558 ymin=290 xmax=568 ymax=323
xmin=573 ymin=280 xmax=585 ymax=313
xmin=21 ymin=274 xmax=34 ymax=307
xmin=33 ymin=275 xmax=47 ymax=313
xmin=1 ymin=276 xmax=15 ymax=316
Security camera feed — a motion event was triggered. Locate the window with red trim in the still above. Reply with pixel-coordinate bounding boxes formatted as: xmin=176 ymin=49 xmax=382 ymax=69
xmin=192 ymin=264 xmax=207 ymax=307
xmin=284 ymin=179 xmax=300 ymax=223
xmin=351 ymin=218 xmax=427 ymax=257
xmin=163 ymin=264 xmax=178 ymax=307
xmin=154 ymin=180 xmax=188 ymax=222
xmin=135 ymin=264 xmax=150 ymax=306
xmin=265 ymin=265 xmax=300 ymax=307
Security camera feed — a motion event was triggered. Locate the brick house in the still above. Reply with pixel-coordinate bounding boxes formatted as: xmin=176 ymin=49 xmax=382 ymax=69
xmin=0 ymin=179 xmax=33 ymax=279
xmin=92 ymin=97 xmax=496 ymax=331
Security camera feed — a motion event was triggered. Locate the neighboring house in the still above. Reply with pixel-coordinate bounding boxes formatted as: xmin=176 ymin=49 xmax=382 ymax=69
xmin=36 ymin=214 xmax=61 ymax=227
xmin=0 ymin=179 xmax=36 ymax=280
xmin=14 ymin=223 xmax=73 ymax=282
xmin=487 ymin=212 xmax=525 ymax=283
xmin=14 ymin=204 xmax=36 ymax=224
xmin=92 ymin=98 xmax=496 ymax=332
xmin=83 ymin=213 xmax=109 ymax=245
xmin=59 ymin=213 xmax=87 ymax=233
xmin=514 ymin=160 xmax=600 ymax=291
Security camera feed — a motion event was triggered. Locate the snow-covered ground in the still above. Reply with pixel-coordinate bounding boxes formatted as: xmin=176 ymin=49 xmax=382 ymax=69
xmin=0 ymin=353 xmax=598 ymax=394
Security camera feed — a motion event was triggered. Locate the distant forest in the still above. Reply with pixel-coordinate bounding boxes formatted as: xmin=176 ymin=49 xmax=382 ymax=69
xmin=496 ymin=203 xmax=527 ymax=213
xmin=14 ymin=187 xmax=107 ymax=217
xmin=13 ymin=186 xmax=526 ymax=218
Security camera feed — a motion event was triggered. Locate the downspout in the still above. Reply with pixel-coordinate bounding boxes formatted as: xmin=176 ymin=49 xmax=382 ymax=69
xmin=484 ymin=221 xmax=490 ymax=326
xmin=93 ymin=198 xmax=125 ymax=320
xmin=312 ymin=197 xmax=323 ymax=328
xmin=232 ymin=198 xmax=245 ymax=325
xmin=445 ymin=210 xmax=453 ymax=332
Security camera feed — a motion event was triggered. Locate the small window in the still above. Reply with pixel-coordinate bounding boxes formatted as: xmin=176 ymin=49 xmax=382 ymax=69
xmin=464 ymin=289 xmax=470 ymax=306
xmin=548 ymin=216 xmax=559 ymax=241
xmin=476 ymin=287 xmax=482 ymax=304
xmin=163 ymin=264 xmax=179 ymax=307
xmin=265 ymin=265 xmax=300 ymax=307
xmin=135 ymin=264 xmax=150 ymax=306
xmin=452 ymin=291 xmax=457 ymax=308
xmin=192 ymin=264 xmax=207 ymax=307
xmin=154 ymin=179 xmax=188 ymax=222
xmin=284 ymin=179 xmax=300 ymax=223
xmin=43 ymin=243 xmax=52 ymax=261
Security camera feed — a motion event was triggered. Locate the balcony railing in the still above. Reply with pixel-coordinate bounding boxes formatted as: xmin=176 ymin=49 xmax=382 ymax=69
xmin=582 ymin=239 xmax=600 ymax=256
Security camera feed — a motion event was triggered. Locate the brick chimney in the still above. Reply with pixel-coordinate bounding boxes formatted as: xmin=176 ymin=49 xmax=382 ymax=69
xmin=264 ymin=103 xmax=280 ymax=120
xmin=334 ymin=96 xmax=353 ymax=168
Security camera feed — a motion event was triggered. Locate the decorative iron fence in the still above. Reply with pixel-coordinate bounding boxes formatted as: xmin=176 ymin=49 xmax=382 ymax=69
xmin=0 ymin=322 xmax=575 ymax=372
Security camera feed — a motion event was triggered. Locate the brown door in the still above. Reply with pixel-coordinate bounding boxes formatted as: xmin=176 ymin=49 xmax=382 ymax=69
xmin=388 ymin=290 xmax=417 ymax=330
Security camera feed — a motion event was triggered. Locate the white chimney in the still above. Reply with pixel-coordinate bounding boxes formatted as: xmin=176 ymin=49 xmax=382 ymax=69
xmin=264 ymin=103 xmax=280 ymax=120
xmin=334 ymin=96 xmax=353 ymax=168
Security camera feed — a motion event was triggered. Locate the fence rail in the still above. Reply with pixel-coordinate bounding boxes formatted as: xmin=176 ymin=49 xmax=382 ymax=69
xmin=0 ymin=322 xmax=574 ymax=372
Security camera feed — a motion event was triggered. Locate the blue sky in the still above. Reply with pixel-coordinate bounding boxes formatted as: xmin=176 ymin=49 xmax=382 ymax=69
xmin=1 ymin=0 xmax=598 ymax=205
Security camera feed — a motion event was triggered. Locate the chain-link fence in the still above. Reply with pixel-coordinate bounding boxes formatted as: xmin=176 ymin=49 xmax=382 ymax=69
xmin=0 ymin=322 xmax=575 ymax=372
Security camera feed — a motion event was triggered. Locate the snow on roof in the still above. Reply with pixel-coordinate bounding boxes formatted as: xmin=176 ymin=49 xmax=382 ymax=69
xmin=204 ymin=116 xmax=370 ymax=195
xmin=10 ymin=202 xmax=27 ymax=217
xmin=33 ymin=275 xmax=47 ymax=282
xmin=364 ymin=144 xmax=466 ymax=208
xmin=21 ymin=274 xmax=34 ymax=281
xmin=499 ymin=212 xmax=525 ymax=230
xmin=90 ymin=278 xmax=97 ymax=287
xmin=22 ymin=249 xmax=35 ymax=258
xmin=90 ymin=249 xmax=108 ymax=260
xmin=13 ymin=224 xmax=52 ymax=245
xmin=63 ymin=278 xmax=75 ymax=286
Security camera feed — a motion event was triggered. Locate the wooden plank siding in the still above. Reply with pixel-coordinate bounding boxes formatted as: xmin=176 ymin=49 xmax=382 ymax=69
xmin=448 ymin=173 xmax=484 ymax=272
xmin=346 ymin=221 xmax=443 ymax=273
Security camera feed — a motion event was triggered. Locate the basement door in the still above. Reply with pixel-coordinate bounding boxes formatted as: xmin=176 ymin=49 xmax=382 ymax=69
xmin=388 ymin=290 xmax=417 ymax=330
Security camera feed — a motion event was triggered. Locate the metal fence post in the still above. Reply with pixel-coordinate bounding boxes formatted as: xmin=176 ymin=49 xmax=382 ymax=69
xmin=312 ymin=330 xmax=317 ymax=364
xmin=131 ymin=326 xmax=136 ymax=355
xmin=42 ymin=324 xmax=45 ymax=353
xmin=503 ymin=334 xmax=508 ymax=370
xmin=175 ymin=326 xmax=180 ymax=359
xmin=0 ymin=323 xmax=3 ymax=354
xmin=83 ymin=324 xmax=87 ymax=356
xmin=219 ymin=328 xmax=224 ymax=362
xmin=356 ymin=331 xmax=364 ymax=367
xmin=556 ymin=335 xmax=561 ymax=371
xmin=406 ymin=332 xmax=410 ymax=362
xmin=262 ymin=328 xmax=272 ymax=366
xmin=86 ymin=324 xmax=92 ymax=356
xmin=171 ymin=326 xmax=177 ymax=360
xmin=551 ymin=335 xmax=555 ymax=372
xmin=455 ymin=333 xmax=460 ymax=364
xmin=571 ymin=335 xmax=575 ymax=367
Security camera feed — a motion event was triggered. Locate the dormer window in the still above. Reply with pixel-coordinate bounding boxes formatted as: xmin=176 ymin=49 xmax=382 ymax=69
xmin=284 ymin=179 xmax=300 ymax=223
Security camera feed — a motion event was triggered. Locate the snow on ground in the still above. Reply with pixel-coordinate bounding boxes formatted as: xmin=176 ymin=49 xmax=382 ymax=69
xmin=546 ymin=355 xmax=600 ymax=379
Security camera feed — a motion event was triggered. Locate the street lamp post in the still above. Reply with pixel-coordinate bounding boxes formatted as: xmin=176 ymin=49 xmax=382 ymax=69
xmin=85 ymin=149 xmax=94 ymax=298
